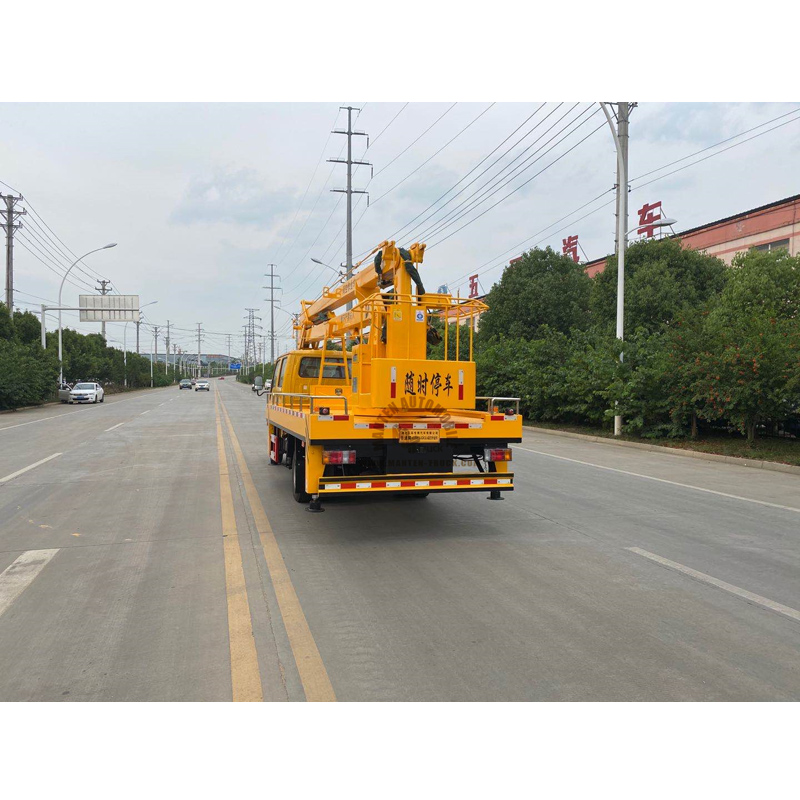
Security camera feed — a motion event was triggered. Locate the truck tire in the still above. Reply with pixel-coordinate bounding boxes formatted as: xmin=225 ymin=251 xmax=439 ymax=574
xmin=292 ymin=438 xmax=311 ymax=503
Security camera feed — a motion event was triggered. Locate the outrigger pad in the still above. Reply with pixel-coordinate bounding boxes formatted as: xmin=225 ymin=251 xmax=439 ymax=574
xmin=307 ymin=497 xmax=324 ymax=513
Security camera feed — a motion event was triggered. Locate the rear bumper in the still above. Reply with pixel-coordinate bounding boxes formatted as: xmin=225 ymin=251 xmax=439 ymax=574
xmin=316 ymin=471 xmax=513 ymax=495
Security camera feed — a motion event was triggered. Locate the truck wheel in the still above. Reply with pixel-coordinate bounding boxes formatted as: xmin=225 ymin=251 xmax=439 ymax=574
xmin=292 ymin=439 xmax=311 ymax=503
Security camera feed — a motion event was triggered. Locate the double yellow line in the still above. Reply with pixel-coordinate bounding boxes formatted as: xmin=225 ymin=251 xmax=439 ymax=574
xmin=214 ymin=388 xmax=336 ymax=702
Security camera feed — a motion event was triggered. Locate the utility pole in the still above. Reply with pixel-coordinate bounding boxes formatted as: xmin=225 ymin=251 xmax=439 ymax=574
xmin=151 ymin=325 xmax=160 ymax=388
xmin=1 ymin=193 xmax=26 ymax=311
xmin=329 ymin=106 xmax=370 ymax=311
xmin=96 ymin=279 xmax=112 ymax=339
xmin=196 ymin=323 xmax=203 ymax=378
xmin=165 ymin=320 xmax=170 ymax=376
xmin=601 ymin=102 xmax=631 ymax=437
xmin=263 ymin=264 xmax=280 ymax=366
xmin=226 ymin=333 xmax=232 ymax=369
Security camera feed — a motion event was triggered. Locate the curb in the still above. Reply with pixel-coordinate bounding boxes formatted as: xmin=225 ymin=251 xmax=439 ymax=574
xmin=523 ymin=425 xmax=800 ymax=477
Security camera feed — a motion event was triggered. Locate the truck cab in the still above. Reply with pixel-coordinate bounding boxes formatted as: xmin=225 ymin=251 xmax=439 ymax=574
xmin=272 ymin=350 xmax=352 ymax=397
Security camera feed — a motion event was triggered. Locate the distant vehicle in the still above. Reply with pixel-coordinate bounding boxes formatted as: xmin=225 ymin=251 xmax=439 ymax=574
xmin=265 ymin=379 xmax=272 ymax=391
xmin=191 ymin=378 xmax=197 ymax=385
xmin=179 ymin=379 xmax=192 ymax=390
xmin=195 ymin=379 xmax=210 ymax=391
xmin=219 ymin=377 xmax=225 ymax=380
xmin=66 ymin=382 xmax=104 ymax=404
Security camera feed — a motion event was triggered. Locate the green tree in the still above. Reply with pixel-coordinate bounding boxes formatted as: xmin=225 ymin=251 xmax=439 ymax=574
xmin=0 ymin=302 xmax=14 ymax=341
xmin=590 ymin=237 xmax=727 ymax=335
xmin=12 ymin=309 xmax=44 ymax=346
xmin=478 ymin=247 xmax=592 ymax=342
xmin=692 ymin=249 xmax=800 ymax=443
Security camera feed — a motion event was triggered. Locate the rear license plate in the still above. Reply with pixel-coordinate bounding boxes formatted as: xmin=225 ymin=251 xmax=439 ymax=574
xmin=399 ymin=428 xmax=440 ymax=444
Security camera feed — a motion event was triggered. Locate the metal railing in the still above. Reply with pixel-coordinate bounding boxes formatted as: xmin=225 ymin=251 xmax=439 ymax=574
xmin=269 ymin=391 xmax=349 ymax=416
xmin=476 ymin=396 xmax=520 ymax=415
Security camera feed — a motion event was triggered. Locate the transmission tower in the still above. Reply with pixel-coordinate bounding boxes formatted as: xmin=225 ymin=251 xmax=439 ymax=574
xmin=1 ymin=193 xmax=26 ymax=311
xmin=243 ymin=308 xmax=262 ymax=369
xmin=329 ymin=106 xmax=370 ymax=310
xmin=196 ymin=323 xmax=203 ymax=377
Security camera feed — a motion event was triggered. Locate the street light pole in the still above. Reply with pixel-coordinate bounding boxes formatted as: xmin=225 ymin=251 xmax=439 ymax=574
xmin=57 ymin=243 xmax=117 ymax=385
xmin=600 ymin=102 xmax=629 ymax=437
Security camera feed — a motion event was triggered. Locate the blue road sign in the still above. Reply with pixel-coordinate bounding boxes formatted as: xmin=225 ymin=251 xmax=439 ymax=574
xmin=230 ymin=362 xmax=242 ymax=370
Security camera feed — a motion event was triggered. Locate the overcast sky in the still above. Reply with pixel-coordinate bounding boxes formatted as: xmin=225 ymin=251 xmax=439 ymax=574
xmin=2 ymin=102 xmax=799 ymax=358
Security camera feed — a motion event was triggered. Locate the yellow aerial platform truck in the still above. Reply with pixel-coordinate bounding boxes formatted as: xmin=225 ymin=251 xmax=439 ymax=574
xmin=265 ymin=240 xmax=521 ymax=511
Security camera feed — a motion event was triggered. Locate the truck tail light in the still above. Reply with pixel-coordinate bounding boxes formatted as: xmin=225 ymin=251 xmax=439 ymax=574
xmin=323 ymin=449 xmax=357 ymax=465
xmin=485 ymin=448 xmax=512 ymax=462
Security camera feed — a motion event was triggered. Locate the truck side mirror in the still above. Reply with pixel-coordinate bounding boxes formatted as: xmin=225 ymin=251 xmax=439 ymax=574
xmin=255 ymin=376 xmax=263 ymax=388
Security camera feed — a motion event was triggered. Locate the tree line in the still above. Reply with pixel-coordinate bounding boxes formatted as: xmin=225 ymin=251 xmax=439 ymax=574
xmin=434 ymin=239 xmax=800 ymax=443
xmin=0 ymin=304 xmax=174 ymax=410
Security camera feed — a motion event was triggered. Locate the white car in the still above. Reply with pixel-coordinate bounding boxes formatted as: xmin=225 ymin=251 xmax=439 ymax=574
xmin=195 ymin=379 xmax=210 ymax=391
xmin=68 ymin=382 xmax=104 ymax=404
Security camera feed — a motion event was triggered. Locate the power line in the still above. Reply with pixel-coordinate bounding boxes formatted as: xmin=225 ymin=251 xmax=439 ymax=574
xmin=414 ymin=103 xmax=585 ymax=243
xmin=427 ymin=110 xmax=605 ymax=248
xmin=323 ymin=102 xmax=498 ymax=269
xmin=353 ymin=103 xmax=549 ymax=261
xmin=15 ymin=235 xmax=95 ymax=292
xmin=283 ymin=105 xmax=415 ymax=302
xmin=446 ymin=108 xmax=800 ymax=294
xmin=271 ymin=105 xmax=343 ymax=267
xmin=287 ymin=103 xmax=466 ymax=306
xmin=630 ymin=106 xmax=800 ymax=183
xmin=277 ymin=105 xmax=366 ymax=277
xmin=370 ymin=103 xmax=457 ymax=182
xmin=630 ymin=112 xmax=800 ymax=191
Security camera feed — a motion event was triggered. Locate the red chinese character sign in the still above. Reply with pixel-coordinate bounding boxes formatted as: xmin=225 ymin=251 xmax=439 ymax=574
xmin=562 ymin=235 xmax=579 ymax=263
xmin=468 ymin=275 xmax=479 ymax=298
xmin=637 ymin=201 xmax=662 ymax=238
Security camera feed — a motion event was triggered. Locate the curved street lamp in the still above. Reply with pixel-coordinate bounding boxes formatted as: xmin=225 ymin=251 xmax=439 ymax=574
xmin=58 ymin=243 xmax=117 ymax=384
xmin=311 ymin=257 xmax=344 ymax=277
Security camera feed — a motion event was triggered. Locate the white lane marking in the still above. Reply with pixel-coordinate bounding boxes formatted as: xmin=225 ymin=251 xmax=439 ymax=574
xmin=628 ymin=547 xmax=800 ymax=624
xmin=514 ymin=445 xmax=800 ymax=514
xmin=104 ymin=422 xmax=125 ymax=432
xmin=0 ymin=453 xmax=62 ymax=484
xmin=0 ymin=549 xmax=60 ymax=618
xmin=140 ymin=410 xmax=150 ymax=416
xmin=0 ymin=390 xmax=171 ymax=434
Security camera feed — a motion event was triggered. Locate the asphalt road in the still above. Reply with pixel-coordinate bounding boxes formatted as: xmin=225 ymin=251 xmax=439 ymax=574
xmin=1 ymin=379 xmax=799 ymax=701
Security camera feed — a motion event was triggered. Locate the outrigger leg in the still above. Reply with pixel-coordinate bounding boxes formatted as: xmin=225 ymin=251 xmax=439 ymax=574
xmin=488 ymin=489 xmax=504 ymax=501
xmin=307 ymin=494 xmax=324 ymax=513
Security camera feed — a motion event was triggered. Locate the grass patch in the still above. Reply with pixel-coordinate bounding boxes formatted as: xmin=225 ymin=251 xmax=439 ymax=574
xmin=526 ymin=421 xmax=800 ymax=467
